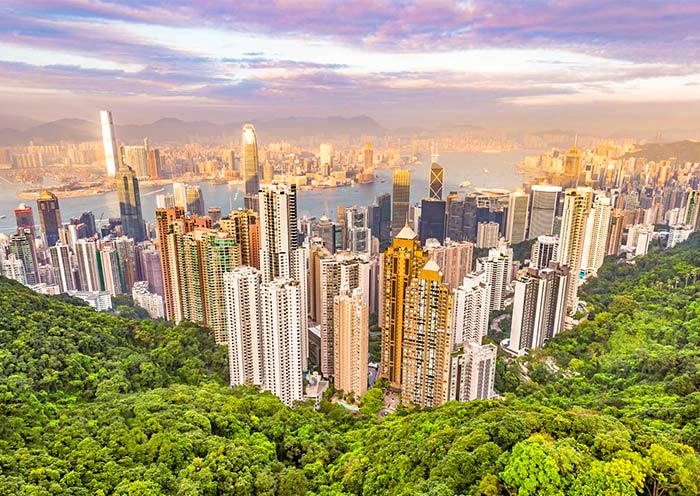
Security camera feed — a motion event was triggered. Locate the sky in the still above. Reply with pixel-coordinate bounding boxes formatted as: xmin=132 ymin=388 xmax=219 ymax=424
xmin=2 ymin=1 xmax=700 ymax=134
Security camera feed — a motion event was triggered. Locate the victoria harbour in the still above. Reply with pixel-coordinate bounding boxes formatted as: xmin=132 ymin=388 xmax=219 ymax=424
xmin=0 ymin=150 xmax=532 ymax=233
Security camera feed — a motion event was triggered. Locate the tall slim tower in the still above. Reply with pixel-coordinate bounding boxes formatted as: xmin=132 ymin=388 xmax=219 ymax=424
xmin=49 ymin=243 xmax=76 ymax=293
xmin=391 ymin=170 xmax=411 ymax=237
xmin=334 ymin=287 xmax=369 ymax=396
xmin=220 ymin=209 xmax=261 ymax=269
xmin=400 ymin=260 xmax=452 ymax=408
xmin=380 ymin=225 xmax=427 ymax=388
xmin=36 ymin=190 xmax=62 ymax=248
xmin=258 ymin=183 xmax=299 ymax=282
xmin=224 ymin=266 xmax=265 ymax=387
xmin=556 ymin=187 xmax=593 ymax=313
xmin=506 ymin=191 xmax=529 ymax=244
xmin=116 ymin=165 xmax=146 ymax=242
xmin=156 ymin=206 xmax=188 ymax=319
xmin=100 ymin=110 xmax=119 ymax=177
xmin=429 ymin=162 xmax=444 ymax=200
xmin=581 ymin=194 xmax=612 ymax=275
xmin=451 ymin=272 xmax=491 ymax=347
xmin=363 ymin=141 xmax=373 ymax=170
xmin=528 ymin=185 xmax=562 ymax=239
xmin=241 ymin=124 xmax=260 ymax=211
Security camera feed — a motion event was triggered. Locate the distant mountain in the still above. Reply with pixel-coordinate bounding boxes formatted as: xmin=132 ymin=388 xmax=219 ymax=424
xmin=0 ymin=115 xmax=385 ymax=146
xmin=0 ymin=118 xmax=99 ymax=146
xmin=626 ymin=140 xmax=700 ymax=162
xmin=0 ymin=114 xmax=42 ymax=131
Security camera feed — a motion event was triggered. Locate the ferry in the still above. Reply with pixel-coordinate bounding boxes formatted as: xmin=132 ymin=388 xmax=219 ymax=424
xmin=0 ymin=215 xmax=6 ymax=220
xmin=482 ymin=148 xmax=502 ymax=154
xmin=483 ymin=168 xmax=490 ymax=174
xmin=459 ymin=181 xmax=471 ymax=189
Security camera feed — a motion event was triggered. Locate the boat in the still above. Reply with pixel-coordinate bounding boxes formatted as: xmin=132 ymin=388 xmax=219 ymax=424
xmin=0 ymin=215 xmax=6 ymax=220
xmin=483 ymin=168 xmax=490 ymax=174
xmin=459 ymin=181 xmax=471 ymax=189
xmin=482 ymin=148 xmax=502 ymax=154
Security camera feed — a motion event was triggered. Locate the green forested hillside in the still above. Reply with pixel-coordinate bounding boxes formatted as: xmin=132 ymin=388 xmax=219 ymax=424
xmin=2 ymin=237 xmax=700 ymax=495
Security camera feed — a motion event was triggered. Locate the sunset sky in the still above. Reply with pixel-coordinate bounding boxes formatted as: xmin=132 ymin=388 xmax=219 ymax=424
xmin=2 ymin=1 xmax=700 ymax=133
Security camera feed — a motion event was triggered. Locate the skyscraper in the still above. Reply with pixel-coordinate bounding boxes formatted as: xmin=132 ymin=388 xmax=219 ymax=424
xmin=122 ymin=145 xmax=149 ymax=177
xmin=37 ymin=190 xmax=62 ymax=248
xmin=241 ymin=124 xmax=260 ymax=211
xmin=9 ymin=230 xmax=39 ymax=285
xmin=528 ymin=185 xmax=562 ymax=239
xmin=606 ymin=210 xmax=625 ymax=256
xmin=14 ymin=203 xmax=35 ymax=237
xmin=556 ymin=186 xmax=593 ymax=313
xmin=363 ymin=141 xmax=373 ymax=170
xmin=391 ymin=170 xmax=411 ymax=237
xmin=344 ymin=206 xmax=371 ymax=254
xmin=156 ymin=206 xmax=188 ymax=319
xmin=376 ymin=193 xmax=392 ymax=248
xmin=380 ymin=225 xmax=427 ymax=388
xmin=116 ymin=165 xmax=146 ymax=242
xmin=476 ymin=221 xmax=500 ymax=249
xmin=185 ymin=185 xmax=205 ymax=217
xmin=400 ymin=260 xmax=452 ymax=408
xmin=429 ymin=162 xmax=444 ymax=200
xmin=508 ymin=262 xmax=569 ymax=355
xmin=506 ymin=191 xmax=529 ymax=244
xmin=418 ymin=198 xmax=446 ymax=245
xmin=334 ymin=287 xmax=369 ymax=396
xmin=100 ymin=110 xmax=119 ymax=177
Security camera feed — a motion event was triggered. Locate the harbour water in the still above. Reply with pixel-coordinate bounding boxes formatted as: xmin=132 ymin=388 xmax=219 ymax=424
xmin=0 ymin=150 xmax=535 ymax=233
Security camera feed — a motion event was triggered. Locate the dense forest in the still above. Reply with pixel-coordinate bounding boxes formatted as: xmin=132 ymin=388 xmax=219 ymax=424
xmin=3 ymin=237 xmax=700 ymax=494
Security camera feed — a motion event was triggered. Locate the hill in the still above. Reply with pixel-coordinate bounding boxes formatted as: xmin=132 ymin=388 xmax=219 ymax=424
xmin=0 ymin=115 xmax=385 ymax=145
xmin=2 ymin=236 xmax=700 ymax=494
xmin=626 ymin=140 xmax=700 ymax=162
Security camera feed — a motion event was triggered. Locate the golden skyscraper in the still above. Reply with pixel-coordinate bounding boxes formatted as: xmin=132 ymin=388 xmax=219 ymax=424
xmin=220 ymin=209 xmax=261 ymax=269
xmin=391 ymin=169 xmax=411 ymax=237
xmin=380 ymin=225 xmax=427 ymax=389
xmin=400 ymin=260 xmax=452 ymax=408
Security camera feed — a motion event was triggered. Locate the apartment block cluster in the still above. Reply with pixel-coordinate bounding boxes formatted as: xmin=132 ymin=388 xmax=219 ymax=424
xmin=5 ymin=113 xmax=700 ymax=410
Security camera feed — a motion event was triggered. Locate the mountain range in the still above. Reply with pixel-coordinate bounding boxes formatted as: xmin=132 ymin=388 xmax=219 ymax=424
xmin=0 ymin=115 xmax=386 ymax=146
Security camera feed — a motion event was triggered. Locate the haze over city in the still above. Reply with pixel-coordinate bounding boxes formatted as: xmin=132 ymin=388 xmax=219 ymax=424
xmin=3 ymin=1 xmax=700 ymax=135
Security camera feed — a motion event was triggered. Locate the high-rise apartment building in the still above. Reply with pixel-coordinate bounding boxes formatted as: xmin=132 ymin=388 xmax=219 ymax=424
xmin=259 ymin=182 xmax=299 ymax=281
xmin=9 ymin=230 xmax=39 ymax=285
xmin=508 ymin=262 xmax=569 ymax=355
xmin=220 ymin=209 xmax=261 ymax=269
xmin=224 ymin=266 xmax=265 ymax=387
xmin=476 ymin=221 xmax=500 ymax=249
xmin=185 ymin=185 xmax=205 ymax=217
xmin=451 ymin=272 xmax=492 ymax=346
xmin=400 ymin=261 xmax=452 ymax=408
xmin=344 ymin=206 xmax=371 ymax=254
xmin=427 ymin=238 xmax=474 ymax=290
xmin=132 ymin=281 xmax=165 ymax=319
xmin=100 ymin=110 xmax=119 ymax=177
xmin=260 ymin=277 xmax=305 ymax=406
xmin=448 ymin=341 xmax=497 ymax=401
xmin=606 ymin=210 xmax=625 ymax=256
xmin=75 ymin=238 xmax=102 ymax=292
xmin=506 ymin=191 xmax=529 ymax=244
xmin=116 ymin=165 xmax=146 ymax=242
xmin=581 ymin=194 xmax=612 ymax=275
xmin=241 ymin=124 xmax=260 ymax=211
xmin=476 ymin=243 xmax=513 ymax=311
xmin=556 ymin=186 xmax=593 ymax=313
xmin=391 ymin=170 xmax=411 ymax=237
xmin=530 ymin=235 xmax=558 ymax=269
xmin=380 ymin=225 xmax=427 ymax=389
xmin=37 ymin=190 xmax=62 ymax=248
xmin=528 ymin=185 xmax=562 ymax=239
xmin=100 ymin=245 xmax=123 ymax=295
xmin=156 ymin=206 xmax=188 ymax=319
xmin=49 ymin=243 xmax=76 ymax=293
xmin=333 ymin=287 xmax=369 ymax=396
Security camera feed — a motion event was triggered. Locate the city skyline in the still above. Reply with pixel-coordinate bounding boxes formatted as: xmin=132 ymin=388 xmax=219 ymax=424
xmin=3 ymin=2 xmax=700 ymax=135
